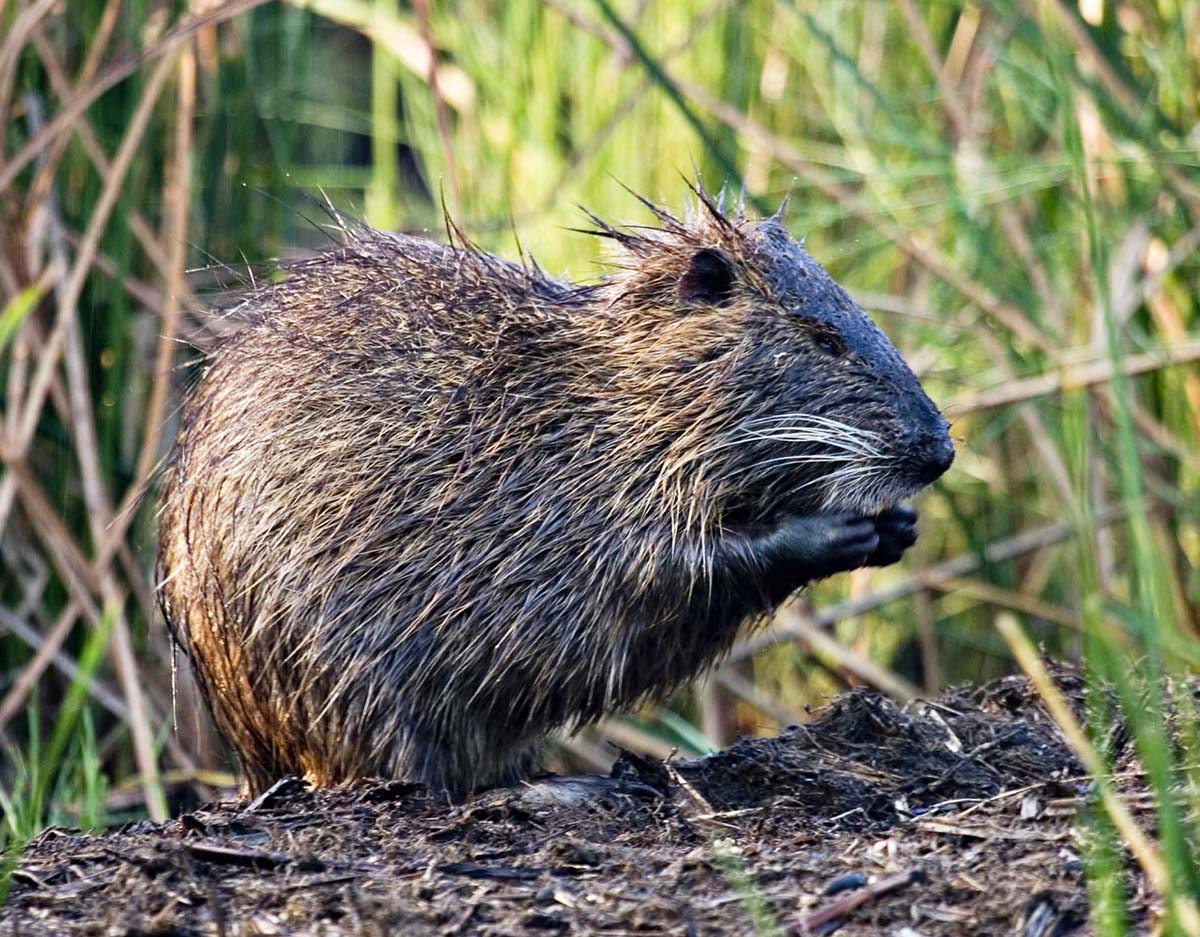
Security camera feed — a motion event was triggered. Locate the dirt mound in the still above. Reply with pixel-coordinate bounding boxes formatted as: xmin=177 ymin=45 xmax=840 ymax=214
xmin=4 ymin=672 xmax=1149 ymax=935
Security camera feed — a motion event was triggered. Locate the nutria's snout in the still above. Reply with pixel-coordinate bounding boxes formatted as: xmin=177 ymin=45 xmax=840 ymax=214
xmin=909 ymin=421 xmax=955 ymax=486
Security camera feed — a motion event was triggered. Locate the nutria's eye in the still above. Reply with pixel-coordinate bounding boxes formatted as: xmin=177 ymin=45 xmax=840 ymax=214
xmin=815 ymin=334 xmax=841 ymax=355
xmin=810 ymin=326 xmax=846 ymax=357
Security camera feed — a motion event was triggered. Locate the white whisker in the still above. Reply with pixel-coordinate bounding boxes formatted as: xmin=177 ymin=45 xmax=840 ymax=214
xmin=742 ymin=431 xmax=878 ymax=457
xmin=748 ymin=456 xmax=858 ymax=472
xmin=779 ymin=462 xmax=880 ymax=497
xmin=744 ymin=412 xmax=884 ymax=442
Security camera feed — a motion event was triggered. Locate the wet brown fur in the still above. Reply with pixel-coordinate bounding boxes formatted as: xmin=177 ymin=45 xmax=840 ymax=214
xmin=158 ymin=193 xmax=945 ymax=795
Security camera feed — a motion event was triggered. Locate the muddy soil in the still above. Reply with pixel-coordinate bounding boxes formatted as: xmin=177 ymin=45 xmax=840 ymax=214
xmin=4 ymin=671 xmax=1156 ymax=935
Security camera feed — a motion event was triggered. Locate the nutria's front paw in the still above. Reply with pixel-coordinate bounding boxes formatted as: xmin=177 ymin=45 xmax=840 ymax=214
xmin=865 ymin=505 xmax=918 ymax=568
xmin=735 ymin=509 xmax=919 ymax=607
xmin=759 ymin=512 xmax=880 ymax=583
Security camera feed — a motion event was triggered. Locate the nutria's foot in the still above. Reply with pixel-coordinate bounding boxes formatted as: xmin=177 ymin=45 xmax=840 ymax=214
xmin=865 ymin=505 xmax=918 ymax=567
xmin=513 ymin=774 xmax=662 ymax=808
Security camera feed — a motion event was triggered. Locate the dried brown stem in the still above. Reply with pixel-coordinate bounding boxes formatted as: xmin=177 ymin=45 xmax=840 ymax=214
xmin=0 ymin=50 xmax=180 ymax=822
xmin=796 ymin=867 xmax=923 ymax=934
xmin=0 ymin=0 xmax=273 ymax=195
xmin=897 ymin=0 xmax=1064 ymax=335
xmin=132 ymin=46 xmax=194 ymax=498
xmin=24 ymin=0 xmax=124 ymax=218
xmin=2 ymin=51 xmax=177 ymax=461
xmin=931 ymin=576 xmax=1080 ymax=630
xmin=28 ymin=24 xmax=202 ymax=313
xmin=412 ymin=0 xmax=460 ymax=220
xmin=773 ymin=607 xmax=921 ymax=702
xmin=0 ymin=603 xmax=129 ymax=722
xmin=947 ymin=338 xmax=1200 ymax=416
xmin=0 ymin=0 xmax=59 ymax=136
xmin=713 ymin=666 xmax=805 ymax=730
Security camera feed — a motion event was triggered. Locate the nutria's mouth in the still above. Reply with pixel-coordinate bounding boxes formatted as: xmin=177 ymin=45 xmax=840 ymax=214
xmin=818 ymin=473 xmax=927 ymax=518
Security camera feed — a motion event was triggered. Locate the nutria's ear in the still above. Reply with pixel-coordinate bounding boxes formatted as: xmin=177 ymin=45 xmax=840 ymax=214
xmin=678 ymin=248 xmax=735 ymax=308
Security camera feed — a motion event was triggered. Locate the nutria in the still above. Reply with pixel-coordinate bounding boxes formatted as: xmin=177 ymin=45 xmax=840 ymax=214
xmin=157 ymin=190 xmax=954 ymax=796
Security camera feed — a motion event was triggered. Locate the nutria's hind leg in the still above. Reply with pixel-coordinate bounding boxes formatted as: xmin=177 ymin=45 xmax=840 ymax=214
xmin=390 ymin=720 xmax=542 ymax=798
xmin=472 ymin=740 xmax=540 ymax=794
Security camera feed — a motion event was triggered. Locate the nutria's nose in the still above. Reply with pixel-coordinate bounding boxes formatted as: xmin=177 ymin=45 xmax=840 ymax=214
xmin=913 ymin=430 xmax=955 ymax=484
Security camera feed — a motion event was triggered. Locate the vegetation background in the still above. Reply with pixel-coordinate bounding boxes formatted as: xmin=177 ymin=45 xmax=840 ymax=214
xmin=2 ymin=0 xmax=1199 ymax=924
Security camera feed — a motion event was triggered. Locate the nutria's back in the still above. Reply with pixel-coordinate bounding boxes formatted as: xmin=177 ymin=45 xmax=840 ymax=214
xmin=158 ymin=195 xmax=953 ymax=795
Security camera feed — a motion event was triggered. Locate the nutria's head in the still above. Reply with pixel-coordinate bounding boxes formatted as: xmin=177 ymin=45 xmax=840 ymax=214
xmin=592 ymin=195 xmax=953 ymax=523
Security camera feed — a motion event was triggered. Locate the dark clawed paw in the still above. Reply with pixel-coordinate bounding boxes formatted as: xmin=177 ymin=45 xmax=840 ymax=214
xmin=750 ymin=507 xmax=918 ymax=601
xmin=865 ymin=505 xmax=918 ymax=567
xmin=766 ymin=512 xmax=879 ymax=580
xmin=823 ymin=514 xmax=880 ymax=572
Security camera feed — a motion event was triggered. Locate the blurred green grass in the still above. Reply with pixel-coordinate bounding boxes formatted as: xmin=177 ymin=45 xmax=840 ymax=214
xmin=2 ymin=0 xmax=1200 ymax=922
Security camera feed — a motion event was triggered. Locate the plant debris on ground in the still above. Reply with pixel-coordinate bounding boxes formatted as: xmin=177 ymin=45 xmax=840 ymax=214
xmin=4 ymin=671 xmax=1157 ymax=935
